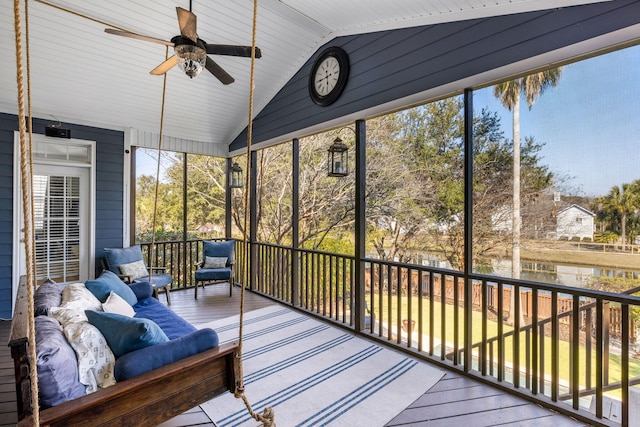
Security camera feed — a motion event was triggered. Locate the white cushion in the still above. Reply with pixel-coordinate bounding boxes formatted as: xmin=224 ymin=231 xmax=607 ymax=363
xmin=204 ymin=256 xmax=227 ymax=269
xmin=102 ymin=291 xmax=135 ymax=317
xmin=60 ymin=283 xmax=102 ymax=312
xmin=119 ymin=260 xmax=148 ymax=279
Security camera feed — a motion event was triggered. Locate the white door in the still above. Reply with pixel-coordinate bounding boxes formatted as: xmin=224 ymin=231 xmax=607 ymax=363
xmin=13 ymin=134 xmax=95 ymax=302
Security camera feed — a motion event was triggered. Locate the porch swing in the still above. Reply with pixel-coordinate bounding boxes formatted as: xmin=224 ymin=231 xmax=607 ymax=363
xmin=9 ymin=0 xmax=274 ymax=425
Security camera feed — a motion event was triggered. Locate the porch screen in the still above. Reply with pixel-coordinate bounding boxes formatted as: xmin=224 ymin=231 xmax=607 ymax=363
xmin=33 ymin=174 xmax=80 ymax=283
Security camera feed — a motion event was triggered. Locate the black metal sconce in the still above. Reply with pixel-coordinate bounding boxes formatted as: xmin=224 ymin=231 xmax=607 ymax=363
xmin=328 ymin=127 xmax=354 ymax=177
xmin=229 ymin=162 xmax=243 ymax=189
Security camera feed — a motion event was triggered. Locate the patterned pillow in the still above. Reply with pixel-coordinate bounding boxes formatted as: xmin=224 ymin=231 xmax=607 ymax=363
xmin=60 ymin=283 xmax=103 ymax=312
xmin=204 ymin=256 xmax=227 ymax=269
xmin=62 ymin=321 xmax=116 ymax=393
xmin=119 ymin=260 xmax=148 ymax=280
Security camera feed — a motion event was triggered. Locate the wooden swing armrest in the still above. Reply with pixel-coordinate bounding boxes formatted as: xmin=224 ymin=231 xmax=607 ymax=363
xmin=16 ymin=342 xmax=240 ymax=427
xmin=119 ymin=273 xmax=134 ymax=283
xmin=195 ymin=261 xmax=204 ymax=268
xmin=147 ymin=266 xmax=167 ymax=273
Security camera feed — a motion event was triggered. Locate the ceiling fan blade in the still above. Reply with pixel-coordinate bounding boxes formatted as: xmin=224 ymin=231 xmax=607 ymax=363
xmin=176 ymin=7 xmax=198 ymax=43
xmin=205 ymin=44 xmax=262 ymax=59
xmin=206 ymin=57 xmax=234 ymax=85
xmin=104 ymin=28 xmax=173 ymax=47
xmin=150 ymin=55 xmax=178 ymax=75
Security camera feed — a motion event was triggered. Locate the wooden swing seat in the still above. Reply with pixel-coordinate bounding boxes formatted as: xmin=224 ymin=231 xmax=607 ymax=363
xmin=9 ymin=277 xmax=240 ymax=427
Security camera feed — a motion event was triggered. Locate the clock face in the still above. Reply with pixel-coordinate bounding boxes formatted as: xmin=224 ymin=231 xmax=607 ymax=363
xmin=309 ymin=47 xmax=350 ymax=106
xmin=314 ymin=57 xmax=341 ymax=96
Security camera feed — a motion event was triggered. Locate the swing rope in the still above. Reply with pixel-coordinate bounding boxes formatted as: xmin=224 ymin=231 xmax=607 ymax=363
xmin=14 ymin=0 xmax=40 ymax=425
xmin=148 ymin=45 xmax=170 ymax=282
xmin=234 ymin=0 xmax=275 ymax=425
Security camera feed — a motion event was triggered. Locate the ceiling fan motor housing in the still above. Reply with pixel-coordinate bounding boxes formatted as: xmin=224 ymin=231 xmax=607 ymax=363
xmin=171 ymin=35 xmax=208 ymax=78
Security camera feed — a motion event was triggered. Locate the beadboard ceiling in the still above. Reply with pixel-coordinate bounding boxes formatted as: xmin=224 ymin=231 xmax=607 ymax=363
xmin=0 ymin=0 xmax=610 ymax=155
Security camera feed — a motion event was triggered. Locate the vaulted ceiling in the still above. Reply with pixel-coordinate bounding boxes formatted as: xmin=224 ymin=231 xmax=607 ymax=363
xmin=0 ymin=0 xmax=611 ymax=155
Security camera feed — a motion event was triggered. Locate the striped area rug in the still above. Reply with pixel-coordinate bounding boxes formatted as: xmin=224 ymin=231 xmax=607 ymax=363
xmin=198 ymin=305 xmax=444 ymax=427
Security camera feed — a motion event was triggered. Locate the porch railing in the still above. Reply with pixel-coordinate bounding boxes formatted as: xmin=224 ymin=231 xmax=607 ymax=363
xmin=140 ymin=239 xmax=640 ymax=426
xmin=242 ymin=241 xmax=640 ymax=427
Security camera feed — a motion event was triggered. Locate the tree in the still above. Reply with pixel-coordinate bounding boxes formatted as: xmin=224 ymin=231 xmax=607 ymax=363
xmin=494 ymin=68 xmax=562 ymax=324
xmin=600 ymin=182 xmax=640 ymax=249
xmin=493 ymin=68 xmax=562 ymax=280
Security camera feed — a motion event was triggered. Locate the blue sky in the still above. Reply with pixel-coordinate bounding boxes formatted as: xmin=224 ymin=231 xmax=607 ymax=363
xmin=474 ymin=44 xmax=640 ymax=197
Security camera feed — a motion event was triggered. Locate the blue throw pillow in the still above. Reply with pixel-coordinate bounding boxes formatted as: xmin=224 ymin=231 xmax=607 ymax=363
xmin=34 ymin=278 xmax=62 ymax=316
xmin=85 ymin=270 xmax=138 ymax=306
xmin=85 ymin=310 xmax=169 ymax=358
xmin=35 ymin=316 xmax=87 ymax=407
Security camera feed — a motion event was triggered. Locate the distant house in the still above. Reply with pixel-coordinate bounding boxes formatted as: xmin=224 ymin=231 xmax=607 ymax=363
xmin=556 ymin=204 xmax=595 ymax=240
xmin=195 ymin=223 xmax=223 ymax=235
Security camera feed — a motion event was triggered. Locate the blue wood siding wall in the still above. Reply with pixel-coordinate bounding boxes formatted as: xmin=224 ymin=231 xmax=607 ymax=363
xmin=231 ymin=0 xmax=640 ymax=151
xmin=0 ymin=112 xmax=124 ymax=318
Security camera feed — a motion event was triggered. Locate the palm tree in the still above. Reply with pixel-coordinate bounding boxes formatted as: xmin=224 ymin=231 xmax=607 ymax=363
xmin=603 ymin=182 xmax=639 ymax=250
xmin=493 ymin=68 xmax=562 ymax=323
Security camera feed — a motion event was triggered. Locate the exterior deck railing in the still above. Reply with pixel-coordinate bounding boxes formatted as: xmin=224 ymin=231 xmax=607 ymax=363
xmin=140 ymin=239 xmax=640 ymax=426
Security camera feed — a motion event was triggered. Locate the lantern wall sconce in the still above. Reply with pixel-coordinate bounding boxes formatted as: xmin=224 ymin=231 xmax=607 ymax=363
xmin=229 ymin=162 xmax=244 ymax=189
xmin=328 ymin=127 xmax=354 ymax=177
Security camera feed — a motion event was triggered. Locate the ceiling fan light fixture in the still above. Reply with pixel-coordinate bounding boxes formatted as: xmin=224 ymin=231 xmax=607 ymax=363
xmin=175 ymin=44 xmax=207 ymax=78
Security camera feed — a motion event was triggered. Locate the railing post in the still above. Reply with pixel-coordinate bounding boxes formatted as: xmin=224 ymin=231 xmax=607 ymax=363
xmin=354 ymin=119 xmax=366 ymax=331
xmin=292 ymin=139 xmax=299 ymax=307
xmin=250 ymin=151 xmax=258 ymax=291
xmin=463 ymin=87 xmax=474 ymax=372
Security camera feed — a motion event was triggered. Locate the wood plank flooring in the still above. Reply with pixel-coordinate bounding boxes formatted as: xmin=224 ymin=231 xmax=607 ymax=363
xmin=1 ymin=284 xmax=589 ymax=426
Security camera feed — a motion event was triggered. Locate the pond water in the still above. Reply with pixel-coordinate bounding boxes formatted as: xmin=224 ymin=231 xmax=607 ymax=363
xmin=490 ymin=259 xmax=640 ymax=288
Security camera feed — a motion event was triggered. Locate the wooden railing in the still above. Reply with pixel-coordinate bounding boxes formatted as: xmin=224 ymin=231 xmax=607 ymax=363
xmin=139 ymin=239 xmax=640 ymax=426
xmin=247 ymin=242 xmax=640 ymax=427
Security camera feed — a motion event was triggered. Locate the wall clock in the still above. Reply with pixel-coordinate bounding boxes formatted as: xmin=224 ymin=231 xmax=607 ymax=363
xmin=309 ymin=46 xmax=350 ymax=106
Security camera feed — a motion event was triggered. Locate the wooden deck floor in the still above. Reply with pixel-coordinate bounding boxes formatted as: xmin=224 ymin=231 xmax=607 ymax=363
xmin=1 ymin=284 xmax=588 ymax=426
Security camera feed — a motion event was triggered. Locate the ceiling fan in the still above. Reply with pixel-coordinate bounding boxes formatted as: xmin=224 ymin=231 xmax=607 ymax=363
xmin=105 ymin=6 xmax=261 ymax=84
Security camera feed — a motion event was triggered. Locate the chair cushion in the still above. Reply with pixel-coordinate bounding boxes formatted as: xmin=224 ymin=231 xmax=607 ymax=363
xmin=119 ymin=260 xmax=148 ymax=280
xmin=34 ymin=278 xmax=62 ymax=316
xmin=85 ymin=270 xmax=138 ymax=306
xmin=103 ymin=245 xmax=144 ymax=273
xmin=195 ymin=267 xmax=232 ymax=281
xmin=204 ymin=256 xmax=227 ymax=269
xmin=202 ymin=240 xmax=234 ymax=266
xmin=134 ymin=273 xmax=172 ymax=288
xmin=35 ymin=316 xmax=87 ymax=407
xmin=85 ymin=310 xmax=169 ymax=358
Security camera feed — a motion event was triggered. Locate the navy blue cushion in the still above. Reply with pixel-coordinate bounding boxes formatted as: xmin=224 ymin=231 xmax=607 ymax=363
xmin=128 ymin=281 xmax=154 ymax=300
xmin=103 ymin=245 xmax=144 ymax=274
xmin=202 ymin=240 xmax=234 ymax=266
xmin=85 ymin=310 xmax=169 ymax=357
xmin=85 ymin=270 xmax=138 ymax=306
xmin=195 ymin=267 xmax=232 ymax=281
xmin=133 ymin=297 xmax=196 ymax=340
xmin=34 ymin=278 xmax=62 ymax=316
xmin=114 ymin=328 xmax=219 ymax=381
xmin=35 ymin=316 xmax=86 ymax=407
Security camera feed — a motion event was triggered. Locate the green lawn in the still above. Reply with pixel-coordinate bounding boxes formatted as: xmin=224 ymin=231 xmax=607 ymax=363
xmin=369 ymin=294 xmax=640 ymax=398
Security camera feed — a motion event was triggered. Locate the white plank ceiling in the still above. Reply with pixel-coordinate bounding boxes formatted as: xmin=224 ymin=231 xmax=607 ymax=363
xmin=0 ymin=0 xmax=610 ymax=155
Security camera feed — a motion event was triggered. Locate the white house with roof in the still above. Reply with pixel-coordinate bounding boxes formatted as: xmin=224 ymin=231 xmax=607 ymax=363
xmin=556 ymin=204 xmax=595 ymax=241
